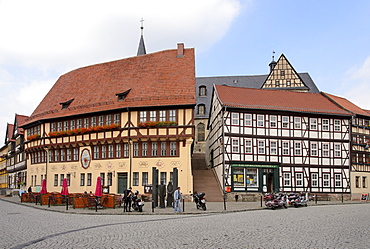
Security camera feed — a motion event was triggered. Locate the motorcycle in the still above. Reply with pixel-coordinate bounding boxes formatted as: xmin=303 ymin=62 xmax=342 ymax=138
xmin=193 ymin=192 xmax=206 ymax=211
xmin=264 ymin=193 xmax=287 ymax=210
xmin=287 ymin=193 xmax=308 ymax=208
xmin=131 ymin=191 xmax=144 ymax=212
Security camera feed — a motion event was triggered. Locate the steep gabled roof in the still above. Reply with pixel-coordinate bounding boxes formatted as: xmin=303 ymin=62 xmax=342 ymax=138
xmin=322 ymin=93 xmax=370 ymax=117
xmin=24 ymin=46 xmax=196 ymax=126
xmin=5 ymin=123 xmax=14 ymax=144
xmin=14 ymin=114 xmax=28 ymax=135
xmin=215 ymin=85 xmax=351 ymax=116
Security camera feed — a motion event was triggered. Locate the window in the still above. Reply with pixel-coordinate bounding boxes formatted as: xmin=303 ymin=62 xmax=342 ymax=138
xmin=334 ymin=120 xmax=341 ymax=132
xmin=66 ymin=174 xmax=71 ymax=186
xmin=363 ymin=176 xmax=367 ymax=188
xmin=232 ymin=113 xmax=239 ymax=125
xmin=281 ymin=70 xmax=285 ymax=76
xmin=150 ymin=111 xmax=156 ymax=121
xmin=287 ymin=80 xmax=291 ymax=86
xmin=160 ymin=172 xmax=167 ymax=185
xmin=275 ymin=80 xmax=280 ymax=87
xmin=108 ymin=145 xmax=114 ymax=158
xmin=84 ymin=118 xmax=89 ymax=128
xmin=114 ymin=114 xmax=120 ymax=124
xmin=296 ymin=173 xmax=303 ymax=186
xmin=232 ymin=139 xmax=239 ymax=153
xmin=139 ymin=111 xmax=147 ymax=122
xmin=133 ymin=172 xmax=139 ymax=186
xmin=80 ymin=173 xmax=85 ymax=186
xmin=245 ymin=139 xmax=252 ymax=154
xmin=245 ymin=114 xmax=252 ymax=126
xmin=322 ymin=119 xmax=329 ymax=131
xmin=152 ymin=142 xmax=158 ymax=156
xmin=124 ymin=143 xmax=129 ymax=157
xmin=133 ymin=143 xmax=139 ymax=157
xmin=310 ymin=143 xmax=318 ymax=156
xmin=107 ymin=172 xmax=112 ymax=186
xmin=48 ymin=150 xmax=53 ymax=162
xmin=142 ymin=142 xmax=148 ymax=157
xmin=282 ymin=141 xmax=290 ymax=155
xmin=93 ymin=146 xmax=99 ymax=159
xmin=311 ymin=173 xmax=318 ymax=187
xmin=66 ymin=149 xmax=71 ymax=161
xmin=294 ymin=142 xmax=302 ymax=156
xmin=170 ymin=142 xmax=177 ymax=156
xmin=57 ymin=122 xmax=62 ymax=131
xmin=91 ymin=117 xmax=96 ymax=127
xmin=51 ymin=123 xmax=56 ymax=132
xmin=106 ymin=115 xmax=111 ymax=125
xmin=294 ymin=117 xmax=301 ymax=129
xmin=142 ymin=172 xmax=148 ymax=186
xmin=270 ymin=116 xmax=277 ymax=128
xmin=54 ymin=174 xmax=58 ymax=186
xmin=335 ymin=174 xmax=342 ymax=187
xmin=54 ymin=150 xmax=59 ymax=162
xmin=334 ymin=144 xmax=341 ymax=157
xmin=169 ymin=110 xmax=176 ymax=122
xmin=270 ymin=141 xmax=277 ymax=155
xmin=98 ymin=116 xmax=103 ymax=126
xmin=282 ymin=116 xmax=289 ymax=128
xmin=77 ymin=119 xmax=82 ymax=128
xmin=161 ymin=142 xmax=167 ymax=156
xmin=258 ymin=140 xmax=265 ymax=154
xmin=87 ymin=173 xmax=92 ymax=186
xmin=199 ymin=86 xmax=207 ymax=96
xmin=323 ymin=174 xmax=330 ymax=187
xmin=64 ymin=121 xmax=68 ymax=131
xmin=197 ymin=123 xmax=205 ymax=142
xmin=322 ymin=143 xmax=329 ymax=157
xmin=73 ymin=148 xmax=78 ymax=161
xmin=257 ymin=115 xmax=264 ymax=127
xmin=101 ymin=145 xmax=106 ymax=159
xmin=60 ymin=174 xmax=65 ymax=186
xmin=356 ymin=176 xmax=360 ymax=188
xmin=100 ymin=173 xmax=105 ymax=186
xmin=115 ymin=144 xmax=121 ymax=158
xmin=60 ymin=149 xmax=65 ymax=162
xmin=70 ymin=120 xmax=75 ymax=130
xmin=284 ymin=173 xmax=291 ymax=186
xmin=159 ymin=110 xmax=166 ymax=122
xmin=310 ymin=118 xmax=317 ymax=130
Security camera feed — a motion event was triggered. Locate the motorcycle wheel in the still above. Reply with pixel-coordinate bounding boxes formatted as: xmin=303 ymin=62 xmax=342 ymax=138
xmin=294 ymin=203 xmax=298 ymax=208
xmin=138 ymin=205 xmax=143 ymax=212
xmin=271 ymin=206 xmax=275 ymax=210
xmin=202 ymin=204 xmax=206 ymax=211
xmin=284 ymin=204 xmax=287 ymax=209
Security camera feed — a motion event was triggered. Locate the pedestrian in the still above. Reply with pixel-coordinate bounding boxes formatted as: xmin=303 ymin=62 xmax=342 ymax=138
xmin=123 ymin=187 xmax=132 ymax=212
xmin=174 ymin=186 xmax=182 ymax=212
xmin=27 ymin=186 xmax=32 ymax=193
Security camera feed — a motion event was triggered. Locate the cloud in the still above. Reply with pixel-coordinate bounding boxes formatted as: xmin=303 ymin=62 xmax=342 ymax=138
xmin=341 ymin=56 xmax=370 ymax=110
xmin=0 ymin=0 xmax=242 ymax=143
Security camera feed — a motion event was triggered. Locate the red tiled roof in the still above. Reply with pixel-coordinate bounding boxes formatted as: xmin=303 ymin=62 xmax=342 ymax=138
xmin=15 ymin=114 xmax=28 ymax=135
xmin=6 ymin=124 xmax=14 ymax=142
xmin=322 ymin=93 xmax=370 ymax=117
xmin=24 ymin=47 xmax=196 ymax=126
xmin=215 ymin=85 xmax=352 ymax=116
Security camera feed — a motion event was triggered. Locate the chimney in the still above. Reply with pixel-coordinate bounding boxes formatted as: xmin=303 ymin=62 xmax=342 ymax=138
xmin=177 ymin=43 xmax=184 ymax=57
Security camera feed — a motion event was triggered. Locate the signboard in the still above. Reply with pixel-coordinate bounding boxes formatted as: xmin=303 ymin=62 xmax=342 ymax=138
xmin=361 ymin=193 xmax=368 ymax=201
xmin=231 ymin=164 xmax=279 ymax=168
xmin=144 ymin=185 xmax=152 ymax=194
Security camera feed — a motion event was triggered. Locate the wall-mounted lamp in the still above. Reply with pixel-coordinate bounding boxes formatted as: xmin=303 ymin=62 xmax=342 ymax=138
xmin=68 ymin=172 xmax=76 ymax=178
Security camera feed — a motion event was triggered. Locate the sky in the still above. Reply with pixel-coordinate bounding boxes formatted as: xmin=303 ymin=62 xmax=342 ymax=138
xmin=1 ymin=0 xmax=370 ymax=144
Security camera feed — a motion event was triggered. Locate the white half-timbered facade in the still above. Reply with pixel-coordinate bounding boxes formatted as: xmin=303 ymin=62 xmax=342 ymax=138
xmin=207 ymin=85 xmax=352 ymax=196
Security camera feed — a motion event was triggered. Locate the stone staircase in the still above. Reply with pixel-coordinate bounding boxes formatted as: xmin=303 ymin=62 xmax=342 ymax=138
xmin=192 ymin=153 xmax=223 ymax=202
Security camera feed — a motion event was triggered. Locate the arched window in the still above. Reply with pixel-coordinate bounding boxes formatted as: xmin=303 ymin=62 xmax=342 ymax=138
xmin=197 ymin=123 xmax=205 ymax=142
xmin=199 ymin=86 xmax=207 ymax=96
xmin=197 ymin=104 xmax=205 ymax=115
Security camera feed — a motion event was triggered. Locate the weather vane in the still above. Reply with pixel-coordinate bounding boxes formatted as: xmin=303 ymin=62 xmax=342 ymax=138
xmin=272 ymin=51 xmax=275 ymax=61
xmin=140 ymin=18 xmax=145 ymax=35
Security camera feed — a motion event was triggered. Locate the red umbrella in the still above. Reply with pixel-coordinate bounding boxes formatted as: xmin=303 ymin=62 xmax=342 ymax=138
xmin=61 ymin=178 xmax=69 ymax=195
xmin=95 ymin=177 xmax=103 ymax=197
xmin=40 ymin=179 xmax=47 ymax=194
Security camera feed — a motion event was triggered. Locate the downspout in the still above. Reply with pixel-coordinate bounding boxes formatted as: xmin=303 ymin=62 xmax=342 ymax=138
xmin=222 ymin=106 xmax=227 ymax=210
xmin=128 ymin=107 xmax=132 ymax=188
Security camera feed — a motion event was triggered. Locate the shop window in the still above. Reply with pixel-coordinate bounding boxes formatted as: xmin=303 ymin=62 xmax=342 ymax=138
xmin=133 ymin=172 xmax=139 ymax=186
xmin=233 ymin=168 xmax=245 ymax=187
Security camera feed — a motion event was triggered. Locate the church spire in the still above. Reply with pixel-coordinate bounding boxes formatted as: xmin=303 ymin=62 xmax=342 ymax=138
xmin=137 ymin=18 xmax=146 ymax=56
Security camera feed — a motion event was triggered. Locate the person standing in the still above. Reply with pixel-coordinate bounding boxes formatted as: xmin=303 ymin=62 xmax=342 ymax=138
xmin=123 ymin=187 xmax=132 ymax=212
xmin=174 ymin=187 xmax=182 ymax=212
xmin=27 ymin=186 xmax=32 ymax=193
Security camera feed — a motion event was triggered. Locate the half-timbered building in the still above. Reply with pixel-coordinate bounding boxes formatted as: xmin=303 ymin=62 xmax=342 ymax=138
xmin=22 ymin=43 xmax=196 ymax=195
xmin=323 ymin=93 xmax=370 ymax=199
xmin=207 ymin=85 xmax=353 ymax=198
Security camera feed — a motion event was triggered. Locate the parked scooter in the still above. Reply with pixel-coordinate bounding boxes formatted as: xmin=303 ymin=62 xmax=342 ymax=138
xmin=131 ymin=191 xmax=144 ymax=212
xmin=287 ymin=193 xmax=308 ymax=208
xmin=193 ymin=192 xmax=206 ymax=211
xmin=264 ymin=193 xmax=287 ymax=210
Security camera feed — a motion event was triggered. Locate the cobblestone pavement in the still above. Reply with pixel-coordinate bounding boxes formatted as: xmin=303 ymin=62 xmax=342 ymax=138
xmin=0 ymin=197 xmax=369 ymax=248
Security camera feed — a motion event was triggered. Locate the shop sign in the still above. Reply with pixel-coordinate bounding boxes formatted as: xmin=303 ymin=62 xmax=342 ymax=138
xmin=231 ymin=164 xmax=278 ymax=168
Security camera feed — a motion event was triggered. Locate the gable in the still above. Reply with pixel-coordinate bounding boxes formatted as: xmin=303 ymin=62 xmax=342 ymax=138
xmin=262 ymin=54 xmax=309 ymax=91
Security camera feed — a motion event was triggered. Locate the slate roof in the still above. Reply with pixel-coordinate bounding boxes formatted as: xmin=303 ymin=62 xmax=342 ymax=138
xmin=214 ymin=85 xmax=352 ymax=116
xmin=322 ymin=93 xmax=370 ymax=117
xmin=23 ymin=47 xmax=196 ymax=126
xmin=196 ymin=72 xmax=319 ymax=118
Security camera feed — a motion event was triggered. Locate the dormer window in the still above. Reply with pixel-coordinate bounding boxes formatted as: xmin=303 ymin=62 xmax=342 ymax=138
xmin=199 ymin=86 xmax=207 ymax=96
xmin=116 ymin=89 xmax=131 ymax=101
xmin=60 ymin=99 xmax=74 ymax=110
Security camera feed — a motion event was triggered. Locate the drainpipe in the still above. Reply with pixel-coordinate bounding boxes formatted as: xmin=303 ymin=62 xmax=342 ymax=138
xmin=128 ymin=107 xmax=132 ymax=188
xmin=222 ymin=106 xmax=227 ymax=210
